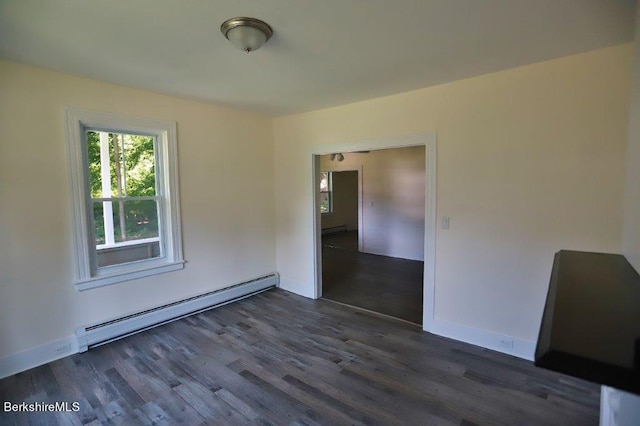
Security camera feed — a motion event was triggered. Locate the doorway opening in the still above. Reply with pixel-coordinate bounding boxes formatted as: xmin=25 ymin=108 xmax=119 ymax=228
xmin=312 ymin=133 xmax=437 ymax=331
xmin=318 ymin=146 xmax=426 ymax=325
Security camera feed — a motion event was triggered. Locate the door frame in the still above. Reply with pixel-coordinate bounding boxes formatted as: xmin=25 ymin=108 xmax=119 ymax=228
xmin=311 ymin=133 xmax=437 ymax=332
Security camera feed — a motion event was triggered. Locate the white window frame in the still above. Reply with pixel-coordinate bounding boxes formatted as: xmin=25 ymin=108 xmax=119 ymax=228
xmin=65 ymin=107 xmax=184 ymax=291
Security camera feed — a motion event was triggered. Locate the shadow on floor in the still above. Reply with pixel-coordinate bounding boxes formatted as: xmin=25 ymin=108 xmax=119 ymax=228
xmin=321 ymin=231 xmax=424 ymax=325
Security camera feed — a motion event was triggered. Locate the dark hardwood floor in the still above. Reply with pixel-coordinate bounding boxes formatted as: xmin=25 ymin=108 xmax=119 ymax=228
xmin=322 ymin=231 xmax=424 ymax=324
xmin=0 ymin=289 xmax=599 ymax=425
xmin=322 ymin=230 xmax=359 ymax=252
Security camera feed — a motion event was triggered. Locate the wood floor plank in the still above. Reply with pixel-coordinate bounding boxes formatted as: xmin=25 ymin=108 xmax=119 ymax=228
xmin=213 ymin=388 xmax=260 ymax=422
xmin=103 ymin=367 xmax=145 ymax=408
xmin=54 ymin=410 xmax=83 ymax=426
xmin=342 ymin=342 xmax=597 ymax=425
xmin=112 ymin=356 xmax=173 ymax=403
xmin=230 ymin=358 xmax=374 ymax=426
xmin=173 ymin=381 xmax=251 ymax=425
xmin=0 ymin=288 xmax=600 ymax=425
xmin=155 ymin=390 xmax=207 ymax=426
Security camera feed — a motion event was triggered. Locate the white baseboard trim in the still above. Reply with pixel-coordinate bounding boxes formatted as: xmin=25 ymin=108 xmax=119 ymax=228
xmin=0 ymin=336 xmax=78 ymax=380
xmin=600 ymin=385 xmax=640 ymax=426
xmin=601 ymin=386 xmax=614 ymax=426
xmin=429 ymin=318 xmax=536 ymax=361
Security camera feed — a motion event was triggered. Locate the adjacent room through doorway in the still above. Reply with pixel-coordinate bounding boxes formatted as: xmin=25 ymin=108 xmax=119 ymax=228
xmin=319 ymin=146 xmax=425 ymax=325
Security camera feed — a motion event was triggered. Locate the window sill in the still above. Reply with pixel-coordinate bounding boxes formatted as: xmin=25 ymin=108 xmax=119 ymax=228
xmin=75 ymin=260 xmax=185 ymax=291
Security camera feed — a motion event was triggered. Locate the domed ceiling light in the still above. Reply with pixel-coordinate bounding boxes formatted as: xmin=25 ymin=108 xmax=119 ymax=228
xmin=221 ymin=17 xmax=273 ymax=53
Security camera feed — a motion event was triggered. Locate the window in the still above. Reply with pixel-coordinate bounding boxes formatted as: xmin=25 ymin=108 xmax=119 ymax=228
xmin=66 ymin=108 xmax=183 ymax=290
xmin=320 ymin=171 xmax=333 ymax=213
xmin=88 ymin=131 xmax=160 ymax=267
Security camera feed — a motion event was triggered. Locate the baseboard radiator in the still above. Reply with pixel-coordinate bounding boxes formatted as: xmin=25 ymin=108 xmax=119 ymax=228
xmin=76 ymin=273 xmax=279 ymax=352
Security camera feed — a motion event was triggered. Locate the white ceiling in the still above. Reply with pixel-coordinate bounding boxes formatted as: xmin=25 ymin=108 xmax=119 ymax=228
xmin=0 ymin=0 xmax=636 ymax=116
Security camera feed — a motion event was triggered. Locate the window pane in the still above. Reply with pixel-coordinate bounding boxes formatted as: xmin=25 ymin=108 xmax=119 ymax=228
xmin=123 ymin=134 xmax=156 ymax=197
xmin=86 ymin=131 xmax=156 ymax=199
xmin=320 ymin=192 xmax=330 ymax=213
xmin=93 ymin=200 xmax=161 ymax=267
xmin=93 ymin=202 xmax=106 ymax=245
xmin=320 ymin=172 xmax=332 ymax=213
xmin=320 ymin=172 xmax=329 ymax=192
xmin=86 ymin=131 xmax=103 ymax=198
xmin=94 ymin=199 xmax=159 ymax=244
xmin=117 ymin=199 xmax=159 ymax=243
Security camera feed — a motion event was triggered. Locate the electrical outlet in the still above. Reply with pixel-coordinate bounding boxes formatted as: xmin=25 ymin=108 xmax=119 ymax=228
xmin=54 ymin=342 xmax=71 ymax=355
xmin=499 ymin=339 xmax=514 ymax=348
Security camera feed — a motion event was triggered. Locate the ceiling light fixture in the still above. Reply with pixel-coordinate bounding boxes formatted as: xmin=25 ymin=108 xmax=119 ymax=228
xmin=221 ymin=17 xmax=273 ymax=53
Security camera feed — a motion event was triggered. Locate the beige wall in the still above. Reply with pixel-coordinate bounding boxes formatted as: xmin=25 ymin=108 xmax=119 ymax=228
xmin=274 ymin=44 xmax=633 ymax=342
xmin=0 ymin=61 xmax=275 ymax=358
xmin=623 ymin=7 xmax=640 ymax=271
xmin=321 ymin=147 xmax=426 ymax=260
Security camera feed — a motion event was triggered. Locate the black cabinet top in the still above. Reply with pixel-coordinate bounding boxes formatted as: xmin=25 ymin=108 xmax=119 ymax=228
xmin=535 ymin=250 xmax=640 ymax=394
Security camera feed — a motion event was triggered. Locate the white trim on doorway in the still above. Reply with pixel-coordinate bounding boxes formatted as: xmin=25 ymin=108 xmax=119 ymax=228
xmin=310 ymin=133 xmax=437 ymax=332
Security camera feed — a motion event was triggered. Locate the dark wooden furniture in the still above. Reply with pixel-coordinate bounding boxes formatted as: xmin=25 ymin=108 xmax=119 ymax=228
xmin=535 ymin=250 xmax=640 ymax=395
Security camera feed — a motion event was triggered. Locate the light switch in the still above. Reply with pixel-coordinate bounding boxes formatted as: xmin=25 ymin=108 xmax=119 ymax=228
xmin=441 ymin=217 xmax=450 ymax=229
